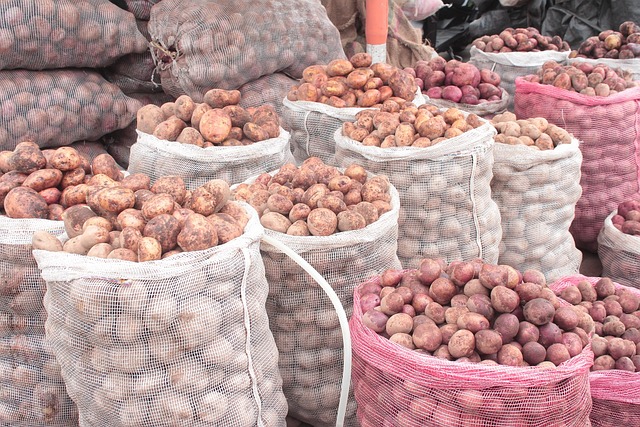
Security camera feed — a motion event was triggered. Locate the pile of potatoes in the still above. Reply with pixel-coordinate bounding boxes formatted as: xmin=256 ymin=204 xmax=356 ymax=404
xmin=0 ymin=142 xmax=126 ymax=220
xmin=522 ymin=60 xmax=638 ymax=96
xmin=341 ymin=104 xmax=484 ymax=148
xmin=608 ymin=199 xmax=640 ymax=235
xmin=404 ymin=56 xmax=504 ymax=105
xmin=286 ymin=53 xmax=418 ymax=108
xmin=233 ymin=157 xmax=393 ymax=236
xmin=359 ymin=258 xmax=592 ymax=367
xmin=0 ymin=0 xmax=149 ymax=70
xmin=136 ymin=89 xmax=281 ymax=147
xmin=472 ymin=27 xmax=570 ymax=53
xmin=32 ymin=173 xmax=248 ymax=262
xmin=491 ymin=111 xmax=573 ymax=150
xmin=0 ymin=69 xmax=142 ymax=149
xmin=571 ymin=21 xmax=640 ymax=60
xmin=552 ymin=277 xmax=640 ymax=372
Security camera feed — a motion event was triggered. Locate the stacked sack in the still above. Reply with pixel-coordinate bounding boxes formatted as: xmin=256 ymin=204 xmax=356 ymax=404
xmin=489 ymin=112 xmax=583 ymax=282
xmin=514 ymin=59 xmax=640 ymax=252
xmin=0 ymin=0 xmax=148 ymax=151
xmin=282 ymin=53 xmax=425 ymax=166
xmin=335 ymin=103 xmax=502 ymax=269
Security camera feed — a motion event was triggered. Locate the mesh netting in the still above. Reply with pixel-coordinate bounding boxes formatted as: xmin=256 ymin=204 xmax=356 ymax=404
xmin=0 ymin=0 xmax=148 ymax=70
xmin=598 ymin=210 xmax=640 ymax=289
xmin=424 ymin=88 xmax=510 ymax=119
xmin=282 ymin=91 xmax=427 ymax=166
xmin=147 ymin=0 xmax=345 ymax=101
xmin=567 ymin=57 xmax=640 ymax=82
xmin=32 ymin=206 xmax=288 ymax=427
xmin=468 ymin=46 xmax=571 ymax=111
xmin=514 ymin=80 xmax=640 ymax=252
xmin=550 ymin=275 xmax=640 ymax=427
xmin=0 ymin=216 xmax=78 ymax=425
xmin=70 ymin=140 xmax=110 ymax=161
xmin=238 ymin=73 xmax=300 ymax=120
xmin=492 ymin=139 xmax=583 ymax=282
xmin=121 ymin=0 xmax=163 ymax=20
xmin=350 ymin=275 xmax=594 ymax=427
xmin=0 ymin=69 xmax=142 ymax=151
xmin=128 ymin=128 xmax=294 ymax=190
xmin=258 ymin=179 xmax=401 ymax=427
xmin=334 ymin=121 xmax=502 ymax=269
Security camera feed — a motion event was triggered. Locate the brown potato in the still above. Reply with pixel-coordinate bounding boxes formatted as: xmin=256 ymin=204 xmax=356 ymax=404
xmin=60 ymin=167 xmax=86 ymax=188
xmin=141 ymin=193 xmax=176 ymax=220
xmin=173 ymin=95 xmax=196 ymax=122
xmin=137 ymin=236 xmax=162 ymax=262
xmin=22 ymin=169 xmax=63 ymax=192
xmin=117 ymin=208 xmax=147 ymax=232
xmin=218 ymin=201 xmax=250 ymax=230
xmin=89 ymin=186 xmax=135 ymax=215
xmin=242 ymin=122 xmax=270 ymax=142
xmin=199 ymin=109 xmax=232 ymax=143
xmin=49 ymin=146 xmax=82 ymax=171
xmin=207 ymin=213 xmax=243 ymax=244
xmin=142 ymin=213 xmax=181 ymax=252
xmin=261 ymin=211 xmax=292 ymax=233
xmin=137 ymin=104 xmax=166 ymax=134
xmin=119 ymin=227 xmax=143 ymax=252
xmin=153 ymin=116 xmax=188 ymax=142
xmin=307 ymin=208 xmax=338 ymax=236
xmin=91 ymin=154 xmax=123 ymax=181
xmin=9 ymin=144 xmax=47 ymax=174
xmin=150 ymin=175 xmax=187 ymax=205
xmin=32 ymin=230 xmax=63 ymax=252
xmin=177 ymin=213 xmax=218 ymax=252
xmin=4 ymin=187 xmax=48 ymax=219
xmin=108 ymin=248 xmax=138 ymax=262
xmin=62 ymin=205 xmax=97 ymax=238
xmin=203 ymin=89 xmax=241 ymax=108
xmin=176 ymin=127 xmax=205 ymax=147
xmin=87 ymin=242 xmax=113 ymax=258
xmin=120 ymin=173 xmax=151 ymax=193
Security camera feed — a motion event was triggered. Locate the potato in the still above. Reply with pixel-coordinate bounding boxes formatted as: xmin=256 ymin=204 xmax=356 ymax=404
xmin=141 ymin=193 xmax=176 ymax=220
xmin=553 ymin=306 xmax=579 ymax=330
xmin=490 ymin=286 xmax=520 ymax=313
xmin=218 ymin=201 xmax=250 ymax=230
xmin=190 ymin=180 xmax=230 ymax=216
xmin=150 ymin=175 xmax=187 ymax=205
xmin=261 ymin=212 xmax=292 ymax=233
xmin=119 ymin=227 xmax=143 ymax=252
xmin=89 ymin=187 xmax=136 ymax=215
xmin=22 ymin=168 xmax=63 ymax=192
xmin=474 ymin=329 xmax=503 ymax=355
xmin=117 ymin=208 xmax=147 ymax=232
xmin=91 ymin=154 xmax=123 ymax=181
xmin=32 ymin=230 xmax=63 ymax=252
xmin=136 ymin=104 xmax=165 ymax=134
xmin=207 ymin=213 xmax=242 ymax=244
xmin=4 ymin=186 xmax=48 ymax=219
xmin=336 ymin=210 xmax=366 ymax=231
xmin=497 ymin=343 xmax=524 ymax=366
xmin=108 ymin=247 xmax=138 ymax=262
xmin=523 ymin=298 xmax=555 ymax=326
xmin=153 ymin=116 xmax=188 ymax=141
xmin=87 ymin=242 xmax=113 ymax=258
xmin=457 ymin=312 xmax=490 ymax=333
xmin=142 ymin=213 xmax=181 ymax=252
xmin=176 ymin=127 xmax=205 ymax=147
xmin=137 ymin=236 xmax=162 ymax=262
xmin=79 ymin=225 xmax=111 ymax=250
xmin=62 ymin=205 xmax=97 ymax=238
xmin=412 ymin=322 xmax=442 ymax=351
xmin=203 ymin=89 xmax=241 ymax=109
xmin=9 ymin=144 xmax=47 ymax=174
xmin=306 ymin=208 xmax=337 ymax=236
xmin=448 ymin=329 xmax=475 ymax=358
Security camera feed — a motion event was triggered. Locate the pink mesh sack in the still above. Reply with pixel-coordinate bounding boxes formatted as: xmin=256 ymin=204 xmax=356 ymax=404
xmin=350 ymin=275 xmax=594 ymax=427
xmin=0 ymin=217 xmax=78 ymax=425
xmin=598 ymin=209 xmax=640 ymax=289
xmin=32 ymin=206 xmax=288 ymax=427
xmin=0 ymin=0 xmax=148 ymax=70
xmin=148 ymin=0 xmax=345 ymax=100
xmin=0 ymin=69 xmax=142 ymax=151
xmin=550 ymin=275 xmax=640 ymax=427
xmin=492 ymin=139 xmax=583 ymax=282
xmin=514 ymin=79 xmax=640 ymax=252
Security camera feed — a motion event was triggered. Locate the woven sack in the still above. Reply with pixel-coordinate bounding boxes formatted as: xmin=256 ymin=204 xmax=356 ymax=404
xmin=598 ymin=209 xmax=640 ymax=289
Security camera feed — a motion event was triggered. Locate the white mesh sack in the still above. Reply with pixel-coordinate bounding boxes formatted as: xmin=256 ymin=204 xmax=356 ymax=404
xmin=0 ymin=0 xmax=148 ymax=70
xmin=334 ymin=122 xmax=502 ymax=269
xmin=32 ymin=206 xmax=288 ymax=427
xmin=492 ymin=139 xmax=583 ymax=282
xmin=283 ymin=91 xmax=427 ymax=166
xmin=0 ymin=216 xmax=78 ymax=426
xmin=597 ymin=210 xmax=640 ymax=289
xmin=258 ymin=181 xmax=401 ymax=427
xmin=468 ymin=46 xmax=571 ymax=111
xmin=148 ymin=0 xmax=345 ymax=101
xmin=0 ymin=69 xmax=142 ymax=151
xmin=567 ymin=57 xmax=640 ymax=81
xmin=128 ymin=128 xmax=294 ymax=190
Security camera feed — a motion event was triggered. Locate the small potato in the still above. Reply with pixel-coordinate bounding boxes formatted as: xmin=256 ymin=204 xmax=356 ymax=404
xmin=497 ymin=343 xmax=524 ymax=366
xmin=523 ymin=298 xmax=555 ymax=326
xmin=287 ymin=220 xmax=310 ymax=236
xmin=337 ymin=210 xmax=366 ymax=231
xmin=475 ymin=329 xmax=503 ymax=355
xmin=490 ymin=286 xmax=520 ymax=313
xmin=87 ymin=243 xmax=113 ymax=258
xmin=119 ymin=227 xmax=143 ymax=252
xmin=350 ymin=52 xmax=373 ymax=68
xmin=207 ymin=213 xmax=243 ymax=244
xmin=456 ymin=312 xmax=490 ymax=333
xmin=142 ymin=214 xmax=181 ymax=252
xmin=79 ymin=225 xmax=111 ymax=249
xmin=243 ymin=122 xmax=270 ymax=142
xmin=176 ymin=127 xmax=205 ymax=147
xmin=412 ymin=322 xmax=442 ymax=352
xmin=448 ymin=329 xmax=475 ymax=358
xmin=91 ymin=154 xmax=123 ymax=182
xmin=261 ymin=212 xmax=292 ymax=233
xmin=138 ymin=236 xmax=162 ymax=262
xmin=117 ymin=208 xmax=147 ymax=232
xmin=137 ymin=104 xmax=166 ymax=134
xmin=326 ymin=59 xmax=354 ymax=77
xmin=153 ymin=116 xmax=188 ymax=141
xmin=190 ymin=103 xmax=212 ymax=130
xmin=49 ymin=147 xmax=82 ymax=172
xmin=150 ymin=175 xmax=187 ymax=205
xmin=108 ymin=248 xmax=138 ymax=262
xmin=203 ymin=89 xmax=241 ymax=108
xmin=62 ymin=205 xmax=97 ymax=238
xmin=173 ymin=95 xmax=196 ymax=122
xmin=307 ymin=208 xmax=338 ymax=236
xmin=141 ymin=193 xmax=176 ymax=220
xmin=32 ymin=230 xmax=63 ymax=252
xmin=4 ymin=187 xmax=48 ymax=219
xmin=218 ymin=201 xmax=250 ymax=230
xmin=199 ymin=109 xmax=232 ymax=143
xmin=22 ymin=168 xmax=63 ymax=192
xmin=89 ymin=186 xmax=135 ymax=215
